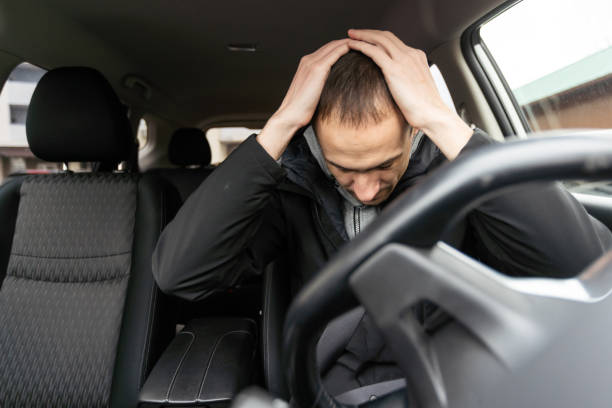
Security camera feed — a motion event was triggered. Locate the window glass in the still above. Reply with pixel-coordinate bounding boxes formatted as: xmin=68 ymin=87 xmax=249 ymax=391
xmin=206 ymin=127 xmax=260 ymax=164
xmin=8 ymin=63 xmax=45 ymax=83
xmin=137 ymin=118 xmax=148 ymax=150
xmin=480 ymin=0 xmax=612 ymax=132
xmin=0 ymin=62 xmax=64 ymax=183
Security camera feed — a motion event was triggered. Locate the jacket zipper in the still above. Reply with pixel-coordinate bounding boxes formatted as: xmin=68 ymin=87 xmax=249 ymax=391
xmin=353 ymin=207 xmax=361 ymax=236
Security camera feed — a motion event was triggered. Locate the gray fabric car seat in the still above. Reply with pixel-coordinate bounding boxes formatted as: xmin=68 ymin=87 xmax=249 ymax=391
xmin=0 ymin=67 xmax=179 ymax=407
xmin=149 ymin=127 xmax=214 ymax=202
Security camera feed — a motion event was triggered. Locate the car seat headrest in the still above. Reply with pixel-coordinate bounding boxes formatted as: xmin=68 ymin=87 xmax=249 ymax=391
xmin=26 ymin=67 xmax=134 ymax=163
xmin=168 ymin=128 xmax=211 ymax=166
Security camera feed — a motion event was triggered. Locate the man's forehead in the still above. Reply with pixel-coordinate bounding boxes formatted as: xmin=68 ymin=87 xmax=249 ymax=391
xmin=325 ymin=153 xmax=404 ymax=172
xmin=316 ymin=113 xmax=410 ymax=167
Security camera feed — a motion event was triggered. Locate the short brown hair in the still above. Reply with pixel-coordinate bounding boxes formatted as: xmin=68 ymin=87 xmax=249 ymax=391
xmin=314 ymin=51 xmax=402 ymax=128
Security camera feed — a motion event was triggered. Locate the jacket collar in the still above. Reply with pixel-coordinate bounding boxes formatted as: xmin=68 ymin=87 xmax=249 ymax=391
xmin=281 ymin=128 xmax=444 ymax=196
xmin=279 ymin=127 xmax=445 ymax=238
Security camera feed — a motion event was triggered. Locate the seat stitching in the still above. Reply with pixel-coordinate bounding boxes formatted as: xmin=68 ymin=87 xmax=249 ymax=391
xmin=197 ymin=330 xmax=253 ymax=401
xmin=139 ymin=279 xmax=157 ymax=386
xmin=166 ymin=331 xmax=196 ymax=402
xmin=137 ymin=186 xmax=157 ymax=388
xmin=139 ymin=185 xmax=168 ymax=388
xmin=11 ymin=251 xmax=131 ymax=260
xmin=6 ymin=274 xmax=128 ymax=283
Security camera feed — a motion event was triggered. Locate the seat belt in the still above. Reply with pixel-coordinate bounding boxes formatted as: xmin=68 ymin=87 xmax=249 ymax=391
xmin=317 ymin=306 xmax=366 ymax=374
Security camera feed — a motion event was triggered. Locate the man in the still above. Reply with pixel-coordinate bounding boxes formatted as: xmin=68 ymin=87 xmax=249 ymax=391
xmin=153 ymin=29 xmax=612 ymax=396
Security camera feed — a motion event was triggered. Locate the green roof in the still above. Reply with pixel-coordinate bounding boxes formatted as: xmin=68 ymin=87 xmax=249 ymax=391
xmin=513 ymin=46 xmax=612 ymax=105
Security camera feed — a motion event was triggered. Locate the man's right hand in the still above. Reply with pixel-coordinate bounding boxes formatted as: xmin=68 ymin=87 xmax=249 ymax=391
xmin=257 ymin=39 xmax=350 ymax=160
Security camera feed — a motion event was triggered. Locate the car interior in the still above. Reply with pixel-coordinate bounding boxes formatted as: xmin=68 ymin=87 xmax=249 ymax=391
xmin=0 ymin=0 xmax=611 ymax=407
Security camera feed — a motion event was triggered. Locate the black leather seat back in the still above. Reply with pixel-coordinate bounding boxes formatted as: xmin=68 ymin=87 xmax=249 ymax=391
xmin=261 ymin=262 xmax=291 ymax=398
xmin=110 ymin=173 xmax=178 ymax=407
xmin=0 ymin=67 xmax=177 ymax=407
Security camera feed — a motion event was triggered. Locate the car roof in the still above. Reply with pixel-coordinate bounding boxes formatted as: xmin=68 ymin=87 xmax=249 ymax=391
xmin=0 ymin=0 xmax=506 ymax=127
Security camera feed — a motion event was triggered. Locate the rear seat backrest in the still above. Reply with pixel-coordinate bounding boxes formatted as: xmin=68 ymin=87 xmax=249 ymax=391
xmin=0 ymin=67 xmax=178 ymax=407
xmin=149 ymin=127 xmax=214 ymax=202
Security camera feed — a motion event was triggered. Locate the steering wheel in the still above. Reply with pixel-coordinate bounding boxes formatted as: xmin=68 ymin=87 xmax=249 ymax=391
xmin=282 ymin=130 xmax=612 ymax=408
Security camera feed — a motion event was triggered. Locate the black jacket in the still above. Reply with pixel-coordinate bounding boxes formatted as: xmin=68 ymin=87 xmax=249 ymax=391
xmin=152 ymin=129 xmax=612 ymax=301
xmin=152 ymin=128 xmax=612 ymax=395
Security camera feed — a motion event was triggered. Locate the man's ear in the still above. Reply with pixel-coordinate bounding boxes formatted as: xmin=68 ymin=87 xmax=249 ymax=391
xmin=405 ymin=124 xmax=420 ymax=153
xmin=404 ymin=123 xmax=417 ymax=142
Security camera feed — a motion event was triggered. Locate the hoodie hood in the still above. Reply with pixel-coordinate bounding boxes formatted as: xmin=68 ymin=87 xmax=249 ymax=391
xmin=280 ymin=126 xmax=444 ymax=239
xmin=303 ymin=125 xmax=363 ymax=208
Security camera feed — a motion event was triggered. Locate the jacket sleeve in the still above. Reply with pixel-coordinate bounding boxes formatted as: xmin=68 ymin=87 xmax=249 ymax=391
xmin=461 ymin=130 xmax=612 ymax=278
xmin=152 ymin=135 xmax=287 ymax=301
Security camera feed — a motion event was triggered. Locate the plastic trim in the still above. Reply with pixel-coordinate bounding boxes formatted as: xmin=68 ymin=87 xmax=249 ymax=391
xmin=461 ymin=0 xmax=531 ymax=137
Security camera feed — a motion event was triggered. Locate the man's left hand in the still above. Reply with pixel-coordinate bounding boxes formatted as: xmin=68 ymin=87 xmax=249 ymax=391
xmin=347 ymin=29 xmax=473 ymax=160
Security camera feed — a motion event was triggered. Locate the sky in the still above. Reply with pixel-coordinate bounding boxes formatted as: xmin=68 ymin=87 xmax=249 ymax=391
xmin=480 ymin=0 xmax=612 ymax=89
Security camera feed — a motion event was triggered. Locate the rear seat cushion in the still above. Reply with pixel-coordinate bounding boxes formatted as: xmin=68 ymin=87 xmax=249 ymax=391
xmin=151 ymin=167 xmax=214 ymax=202
xmin=168 ymin=128 xmax=211 ymax=166
xmin=150 ymin=127 xmax=214 ymax=202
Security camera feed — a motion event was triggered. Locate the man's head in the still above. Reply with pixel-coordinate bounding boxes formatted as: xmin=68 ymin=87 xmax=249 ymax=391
xmin=313 ymin=51 xmax=415 ymax=206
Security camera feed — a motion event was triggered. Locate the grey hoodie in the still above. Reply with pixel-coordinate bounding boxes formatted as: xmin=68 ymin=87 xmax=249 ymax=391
xmin=303 ymin=126 xmax=423 ymax=239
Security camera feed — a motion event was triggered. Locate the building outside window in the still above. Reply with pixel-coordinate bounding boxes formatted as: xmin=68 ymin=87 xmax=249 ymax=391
xmin=0 ymin=62 xmax=60 ymax=183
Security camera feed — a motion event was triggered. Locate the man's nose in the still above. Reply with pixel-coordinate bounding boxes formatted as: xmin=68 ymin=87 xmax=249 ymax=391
xmin=352 ymin=174 xmax=380 ymax=203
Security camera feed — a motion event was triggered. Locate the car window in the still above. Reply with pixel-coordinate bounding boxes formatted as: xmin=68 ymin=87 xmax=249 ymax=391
xmin=0 ymin=62 xmax=58 ymax=183
xmin=480 ymin=0 xmax=612 ymax=133
xmin=204 ymin=65 xmax=453 ymax=165
xmin=137 ymin=118 xmax=148 ymax=150
xmin=206 ymin=127 xmax=260 ymax=164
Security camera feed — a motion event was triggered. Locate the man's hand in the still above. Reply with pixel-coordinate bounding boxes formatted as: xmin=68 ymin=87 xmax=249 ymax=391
xmin=257 ymin=39 xmax=350 ymax=160
xmin=347 ymin=29 xmax=473 ymax=160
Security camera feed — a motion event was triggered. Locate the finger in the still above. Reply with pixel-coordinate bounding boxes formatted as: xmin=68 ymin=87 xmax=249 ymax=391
xmin=347 ymin=29 xmax=401 ymax=58
xmin=379 ymin=30 xmax=409 ymax=50
xmin=347 ymin=39 xmax=391 ymax=69
xmin=309 ymin=38 xmax=349 ymax=60
xmin=315 ymin=40 xmax=350 ymax=66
